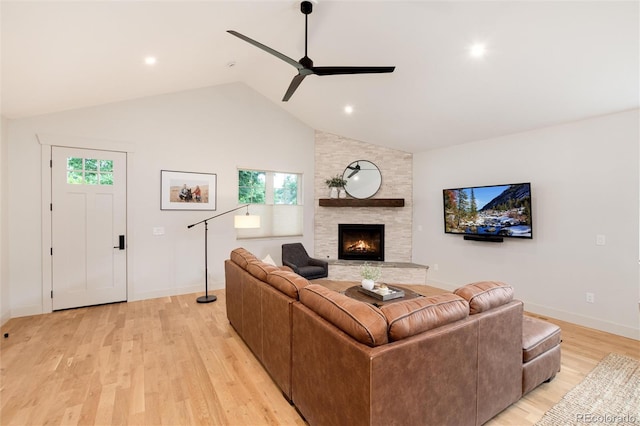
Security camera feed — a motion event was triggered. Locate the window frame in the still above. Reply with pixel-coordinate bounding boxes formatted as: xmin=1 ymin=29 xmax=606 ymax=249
xmin=237 ymin=168 xmax=304 ymax=239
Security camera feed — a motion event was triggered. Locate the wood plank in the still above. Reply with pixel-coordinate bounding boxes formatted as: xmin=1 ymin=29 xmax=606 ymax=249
xmin=0 ymin=288 xmax=637 ymax=425
xmin=318 ymin=198 xmax=405 ymax=207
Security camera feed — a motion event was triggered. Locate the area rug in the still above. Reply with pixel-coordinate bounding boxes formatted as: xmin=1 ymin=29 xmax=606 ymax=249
xmin=535 ymin=353 xmax=640 ymax=425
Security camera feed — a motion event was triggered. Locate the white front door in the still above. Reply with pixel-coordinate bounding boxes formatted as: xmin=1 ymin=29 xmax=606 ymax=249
xmin=51 ymin=147 xmax=127 ymax=310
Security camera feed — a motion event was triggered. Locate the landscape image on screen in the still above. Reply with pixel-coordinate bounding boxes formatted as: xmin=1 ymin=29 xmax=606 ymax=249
xmin=443 ymin=183 xmax=532 ymax=238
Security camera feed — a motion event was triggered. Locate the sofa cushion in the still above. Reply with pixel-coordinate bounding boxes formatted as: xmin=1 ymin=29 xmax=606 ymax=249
xmin=454 ymin=281 xmax=514 ymax=314
xmin=246 ymin=260 xmax=280 ymax=281
xmin=522 ymin=316 xmax=561 ymax=363
xmin=381 ymin=294 xmax=469 ymax=341
xmin=266 ymin=270 xmax=310 ymax=299
xmin=230 ymin=248 xmax=257 ymax=269
xmin=299 ymin=285 xmax=388 ymax=347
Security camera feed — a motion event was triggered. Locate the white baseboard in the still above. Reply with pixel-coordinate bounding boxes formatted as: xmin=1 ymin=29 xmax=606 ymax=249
xmin=428 ymin=280 xmax=639 ymax=341
xmin=1 ymin=311 xmax=11 ymax=327
xmin=3 ymin=283 xmax=226 ymax=322
xmin=128 ymin=283 xmax=219 ymax=302
xmin=9 ymin=304 xmax=43 ymax=319
xmin=524 ymin=302 xmax=639 ymax=341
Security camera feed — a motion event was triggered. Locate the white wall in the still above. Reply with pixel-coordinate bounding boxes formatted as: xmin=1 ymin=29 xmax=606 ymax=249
xmin=6 ymin=83 xmax=315 ymax=317
xmin=1 ymin=116 xmax=9 ymax=325
xmin=413 ymin=109 xmax=640 ymax=339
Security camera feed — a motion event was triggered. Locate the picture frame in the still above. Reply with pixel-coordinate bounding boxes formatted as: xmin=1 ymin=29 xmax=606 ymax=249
xmin=161 ymin=170 xmax=217 ymax=211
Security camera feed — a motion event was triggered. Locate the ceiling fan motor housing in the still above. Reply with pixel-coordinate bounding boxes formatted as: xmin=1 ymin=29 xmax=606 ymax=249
xmin=301 ymin=1 xmax=313 ymax=15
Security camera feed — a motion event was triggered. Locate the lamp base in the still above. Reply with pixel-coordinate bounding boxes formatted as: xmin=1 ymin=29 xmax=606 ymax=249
xmin=196 ymin=294 xmax=217 ymax=303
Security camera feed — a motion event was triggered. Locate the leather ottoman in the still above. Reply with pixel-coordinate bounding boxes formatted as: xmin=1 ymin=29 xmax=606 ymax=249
xmin=522 ymin=316 xmax=561 ymax=395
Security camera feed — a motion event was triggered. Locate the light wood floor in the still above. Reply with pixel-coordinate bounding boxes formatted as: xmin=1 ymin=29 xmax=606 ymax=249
xmin=1 ymin=287 xmax=638 ymax=426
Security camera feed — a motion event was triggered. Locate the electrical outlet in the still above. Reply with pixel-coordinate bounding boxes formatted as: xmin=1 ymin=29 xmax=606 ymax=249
xmin=586 ymin=292 xmax=595 ymax=303
xmin=596 ymin=234 xmax=606 ymax=246
xmin=433 ymin=263 xmax=439 ymax=271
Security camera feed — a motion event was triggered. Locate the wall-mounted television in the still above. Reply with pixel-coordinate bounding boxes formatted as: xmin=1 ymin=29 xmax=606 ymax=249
xmin=443 ymin=183 xmax=532 ymax=240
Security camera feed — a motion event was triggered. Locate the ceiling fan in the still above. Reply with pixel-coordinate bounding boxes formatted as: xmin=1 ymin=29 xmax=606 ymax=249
xmin=227 ymin=1 xmax=395 ymax=102
xmin=347 ymin=161 xmax=361 ymax=178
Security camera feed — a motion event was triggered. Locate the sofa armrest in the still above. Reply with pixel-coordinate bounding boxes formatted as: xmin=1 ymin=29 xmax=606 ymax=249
xmin=308 ymin=257 xmax=328 ymax=268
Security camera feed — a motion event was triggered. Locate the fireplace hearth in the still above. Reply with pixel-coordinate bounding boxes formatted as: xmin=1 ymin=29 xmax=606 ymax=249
xmin=338 ymin=224 xmax=384 ymax=261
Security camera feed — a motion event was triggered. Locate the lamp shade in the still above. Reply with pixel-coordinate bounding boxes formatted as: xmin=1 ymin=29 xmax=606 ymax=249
xmin=234 ymin=214 xmax=261 ymax=229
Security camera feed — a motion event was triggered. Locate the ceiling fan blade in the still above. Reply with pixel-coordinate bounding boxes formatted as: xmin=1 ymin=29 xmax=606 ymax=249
xmin=312 ymin=66 xmax=395 ymax=76
xmin=347 ymin=162 xmax=361 ymax=178
xmin=227 ymin=30 xmax=303 ymax=70
xmin=282 ymin=74 xmax=307 ymax=102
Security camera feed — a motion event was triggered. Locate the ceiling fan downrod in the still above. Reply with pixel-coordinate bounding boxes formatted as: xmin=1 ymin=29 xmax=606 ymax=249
xmin=301 ymin=1 xmax=313 ymax=68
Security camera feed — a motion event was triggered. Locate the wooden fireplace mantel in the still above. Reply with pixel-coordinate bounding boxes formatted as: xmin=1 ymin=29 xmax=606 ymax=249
xmin=318 ymin=198 xmax=405 ymax=208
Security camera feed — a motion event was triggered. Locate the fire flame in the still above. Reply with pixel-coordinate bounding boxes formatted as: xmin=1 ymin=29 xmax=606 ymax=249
xmin=347 ymin=240 xmax=373 ymax=252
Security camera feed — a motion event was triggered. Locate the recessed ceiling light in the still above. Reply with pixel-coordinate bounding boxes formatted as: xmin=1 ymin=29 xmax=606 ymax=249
xmin=144 ymin=56 xmax=157 ymax=66
xmin=344 ymin=105 xmax=354 ymax=114
xmin=469 ymin=43 xmax=487 ymax=59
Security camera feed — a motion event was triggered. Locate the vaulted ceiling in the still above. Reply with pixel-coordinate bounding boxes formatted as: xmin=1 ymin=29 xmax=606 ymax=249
xmin=2 ymin=1 xmax=638 ymax=153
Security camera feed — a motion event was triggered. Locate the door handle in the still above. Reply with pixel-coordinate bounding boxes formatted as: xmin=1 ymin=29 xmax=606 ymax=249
xmin=114 ymin=235 xmax=125 ymax=250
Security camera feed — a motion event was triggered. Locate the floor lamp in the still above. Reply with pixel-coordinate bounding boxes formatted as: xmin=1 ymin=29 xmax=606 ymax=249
xmin=187 ymin=204 xmax=260 ymax=303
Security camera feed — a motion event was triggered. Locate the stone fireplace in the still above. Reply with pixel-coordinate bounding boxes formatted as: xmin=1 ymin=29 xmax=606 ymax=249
xmin=338 ymin=224 xmax=385 ymax=261
xmin=314 ymin=130 xmax=413 ymax=263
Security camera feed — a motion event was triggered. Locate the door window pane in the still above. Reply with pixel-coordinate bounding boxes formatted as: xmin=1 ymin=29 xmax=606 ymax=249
xmin=100 ymin=173 xmax=114 ymax=185
xmin=85 ymin=172 xmax=98 ymax=185
xmin=66 ymin=157 xmax=115 ymax=185
xmin=67 ymin=157 xmax=83 ymax=171
xmin=67 ymin=171 xmax=83 ymax=184
xmin=85 ymin=159 xmax=98 ymax=171
xmin=100 ymin=160 xmax=113 ymax=172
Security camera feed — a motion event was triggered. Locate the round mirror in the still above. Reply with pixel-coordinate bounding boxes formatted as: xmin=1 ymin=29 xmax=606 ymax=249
xmin=342 ymin=160 xmax=382 ymax=199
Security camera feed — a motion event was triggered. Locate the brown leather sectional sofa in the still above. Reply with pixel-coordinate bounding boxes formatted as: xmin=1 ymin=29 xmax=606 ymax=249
xmin=224 ymin=248 xmax=559 ymax=426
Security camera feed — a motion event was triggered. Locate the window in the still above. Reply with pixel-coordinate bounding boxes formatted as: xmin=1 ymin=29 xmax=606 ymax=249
xmin=237 ymin=169 xmax=303 ymax=238
xmin=238 ymin=170 xmax=266 ymax=204
xmin=67 ymin=157 xmax=113 ymax=185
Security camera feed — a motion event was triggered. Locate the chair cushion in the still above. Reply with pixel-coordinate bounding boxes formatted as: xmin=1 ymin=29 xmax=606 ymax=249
xmin=299 ymin=284 xmax=388 ymax=347
xmin=454 ymin=281 xmax=514 ymax=314
xmin=381 ymin=294 xmax=469 ymax=341
xmin=297 ymin=265 xmax=327 ymax=279
xmin=266 ymin=270 xmax=310 ymax=299
xmin=230 ymin=248 xmax=257 ymax=269
xmin=522 ymin=316 xmax=561 ymax=362
xmin=246 ymin=260 xmax=280 ymax=281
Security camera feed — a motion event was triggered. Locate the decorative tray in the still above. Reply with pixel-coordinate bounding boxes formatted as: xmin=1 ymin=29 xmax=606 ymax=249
xmin=357 ymin=285 xmax=405 ymax=301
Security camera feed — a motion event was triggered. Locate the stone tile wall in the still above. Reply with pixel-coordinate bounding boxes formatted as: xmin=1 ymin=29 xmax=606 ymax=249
xmin=314 ymin=131 xmax=413 ymax=262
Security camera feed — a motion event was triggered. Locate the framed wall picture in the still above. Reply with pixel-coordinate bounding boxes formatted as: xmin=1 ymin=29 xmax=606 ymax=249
xmin=161 ymin=170 xmax=217 ymax=211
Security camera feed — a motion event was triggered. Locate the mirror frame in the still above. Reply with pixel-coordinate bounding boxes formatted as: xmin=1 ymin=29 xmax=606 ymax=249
xmin=342 ymin=160 xmax=382 ymax=199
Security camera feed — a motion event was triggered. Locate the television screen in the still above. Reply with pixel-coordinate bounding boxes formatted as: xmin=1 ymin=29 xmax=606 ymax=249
xmin=443 ymin=183 xmax=532 ymax=239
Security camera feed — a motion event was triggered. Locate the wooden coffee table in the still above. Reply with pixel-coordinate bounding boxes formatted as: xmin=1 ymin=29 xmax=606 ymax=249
xmin=343 ymin=285 xmax=423 ymax=307
xmin=312 ymin=279 xmax=448 ymax=307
